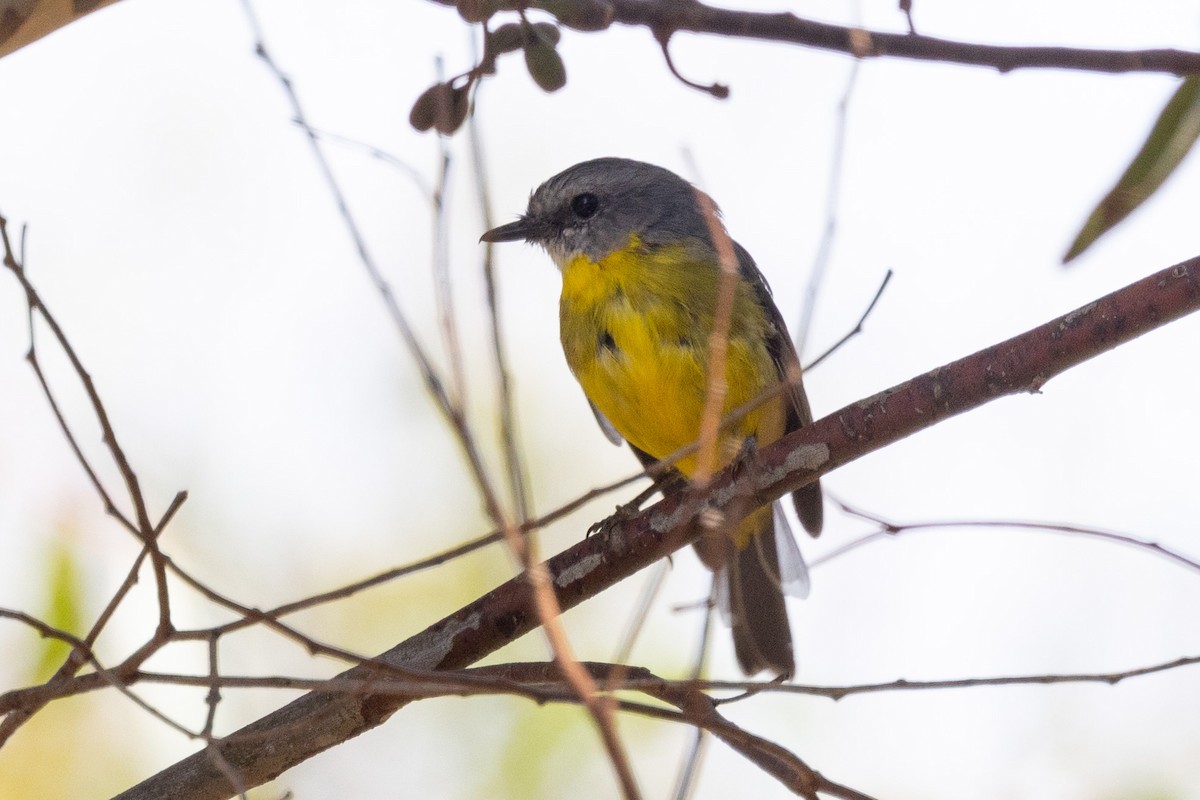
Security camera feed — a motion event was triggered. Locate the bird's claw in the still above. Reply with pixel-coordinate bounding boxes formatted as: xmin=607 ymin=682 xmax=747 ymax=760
xmin=586 ymin=500 xmax=642 ymax=538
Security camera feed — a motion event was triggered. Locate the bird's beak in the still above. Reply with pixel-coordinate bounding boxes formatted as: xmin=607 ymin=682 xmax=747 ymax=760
xmin=480 ymin=217 xmax=537 ymax=243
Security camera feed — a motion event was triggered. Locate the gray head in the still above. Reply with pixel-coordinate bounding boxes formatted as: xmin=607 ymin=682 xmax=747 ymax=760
xmin=480 ymin=157 xmax=719 ymax=267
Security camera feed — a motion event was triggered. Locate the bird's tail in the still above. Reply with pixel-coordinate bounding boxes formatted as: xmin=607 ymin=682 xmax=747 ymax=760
xmin=724 ymin=504 xmax=796 ymax=678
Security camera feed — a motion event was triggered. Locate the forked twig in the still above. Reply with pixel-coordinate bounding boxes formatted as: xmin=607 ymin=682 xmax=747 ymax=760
xmin=0 ymin=214 xmax=183 ymax=742
xmin=804 ymin=269 xmax=892 ymax=371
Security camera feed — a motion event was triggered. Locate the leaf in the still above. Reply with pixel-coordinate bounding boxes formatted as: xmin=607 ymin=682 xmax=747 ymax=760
xmin=487 ymin=22 xmax=525 ymax=55
xmin=523 ymin=25 xmax=566 ymax=93
xmin=455 ymin=0 xmax=492 ymax=23
xmin=409 ymin=82 xmax=471 ymax=135
xmin=32 ymin=539 xmax=85 ymax=682
xmin=528 ymin=21 xmax=561 ymax=46
xmin=1064 ymin=77 xmax=1200 ymax=264
xmin=481 ymin=22 xmax=528 ymax=73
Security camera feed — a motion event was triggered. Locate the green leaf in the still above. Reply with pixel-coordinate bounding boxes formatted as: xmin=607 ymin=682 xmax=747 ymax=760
xmin=33 ymin=540 xmax=85 ymax=682
xmin=1064 ymin=77 xmax=1200 ymax=264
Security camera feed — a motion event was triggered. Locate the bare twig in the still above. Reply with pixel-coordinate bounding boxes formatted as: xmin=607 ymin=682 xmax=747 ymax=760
xmin=1 ymin=220 xmax=173 ymax=629
xmin=467 ymin=61 xmax=534 ymax=521
xmin=0 ymin=609 xmax=97 ymax=664
xmin=804 ymin=269 xmax=892 ymax=372
xmin=810 ymin=497 xmax=1200 ymax=576
xmin=670 ymin=582 xmax=717 ymax=800
xmin=654 ymin=30 xmax=729 ymax=98
xmin=94 ymin=492 xmax=186 ymax=650
xmin=133 ymin=651 xmax=1200 ymax=702
xmin=0 ymin=215 xmax=184 ymax=742
xmin=611 ymin=560 xmax=671 ymax=666
xmin=0 ymin=610 xmax=195 ymax=744
xmin=606 ymin=672 xmax=870 ymax=800
xmin=429 ymin=63 xmax=466 ymax=405
xmin=671 ymin=653 xmax=1200 ymax=700
xmin=795 ymin=61 xmax=859 ymax=356
xmin=692 ymin=190 xmax=739 ymax=487
xmin=898 ymin=0 xmax=917 ymax=35
xmin=301 ymin=124 xmax=436 ymax=201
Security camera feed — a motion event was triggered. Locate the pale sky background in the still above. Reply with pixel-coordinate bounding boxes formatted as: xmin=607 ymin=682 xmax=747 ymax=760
xmin=1 ymin=1 xmax=1199 ymax=798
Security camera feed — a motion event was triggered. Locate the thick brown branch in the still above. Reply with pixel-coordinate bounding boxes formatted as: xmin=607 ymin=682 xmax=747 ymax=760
xmin=116 ymin=254 xmax=1200 ymax=799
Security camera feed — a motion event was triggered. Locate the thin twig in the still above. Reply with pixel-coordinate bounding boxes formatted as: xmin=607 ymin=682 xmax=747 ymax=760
xmin=2 ymin=226 xmax=167 ymax=564
xmin=301 ymin=123 xmax=436 ymax=202
xmin=667 ymin=653 xmax=1200 ymax=700
xmin=3 ymin=222 xmax=132 ymax=534
xmin=796 ymin=61 xmax=859 ymax=356
xmin=430 ymin=57 xmax=466 ymax=406
xmin=654 ymin=31 xmax=729 ymax=98
xmin=804 ymin=269 xmax=892 ymax=371
xmin=0 ymin=610 xmax=194 ymax=744
xmin=467 ymin=50 xmax=533 ymax=521
xmin=2 ymin=222 xmax=173 ymax=630
xmin=670 ymin=582 xmax=717 ymax=800
xmin=611 ymin=560 xmax=671 ymax=666
xmin=692 ymin=190 xmax=739 ymax=487
xmin=0 ymin=215 xmax=184 ymax=741
xmin=810 ymin=496 xmax=1200 ymax=575
xmin=898 ymin=0 xmax=917 ymax=35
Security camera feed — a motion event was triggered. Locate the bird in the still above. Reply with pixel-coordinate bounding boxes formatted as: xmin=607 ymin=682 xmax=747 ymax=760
xmin=481 ymin=157 xmax=822 ymax=677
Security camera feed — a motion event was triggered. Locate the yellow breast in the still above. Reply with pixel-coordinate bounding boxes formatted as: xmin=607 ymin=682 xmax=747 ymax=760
xmin=558 ymin=237 xmax=784 ymax=478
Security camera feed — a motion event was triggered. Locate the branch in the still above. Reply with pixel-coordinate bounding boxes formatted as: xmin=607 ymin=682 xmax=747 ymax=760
xmin=116 ymin=254 xmax=1200 ymax=799
xmin=606 ymin=0 xmax=1200 ymax=76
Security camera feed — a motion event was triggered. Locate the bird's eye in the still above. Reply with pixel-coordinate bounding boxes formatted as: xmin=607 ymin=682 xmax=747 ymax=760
xmin=570 ymin=193 xmax=599 ymax=219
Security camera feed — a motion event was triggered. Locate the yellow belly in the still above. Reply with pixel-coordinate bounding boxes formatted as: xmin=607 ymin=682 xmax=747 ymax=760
xmin=558 ymin=242 xmax=783 ymax=480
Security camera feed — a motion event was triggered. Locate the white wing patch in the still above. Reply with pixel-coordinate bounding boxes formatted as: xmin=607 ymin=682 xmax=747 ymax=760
xmin=774 ymin=502 xmax=812 ymax=600
xmin=589 ymin=400 xmax=624 ymax=445
xmin=712 ymin=500 xmax=811 ymax=625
